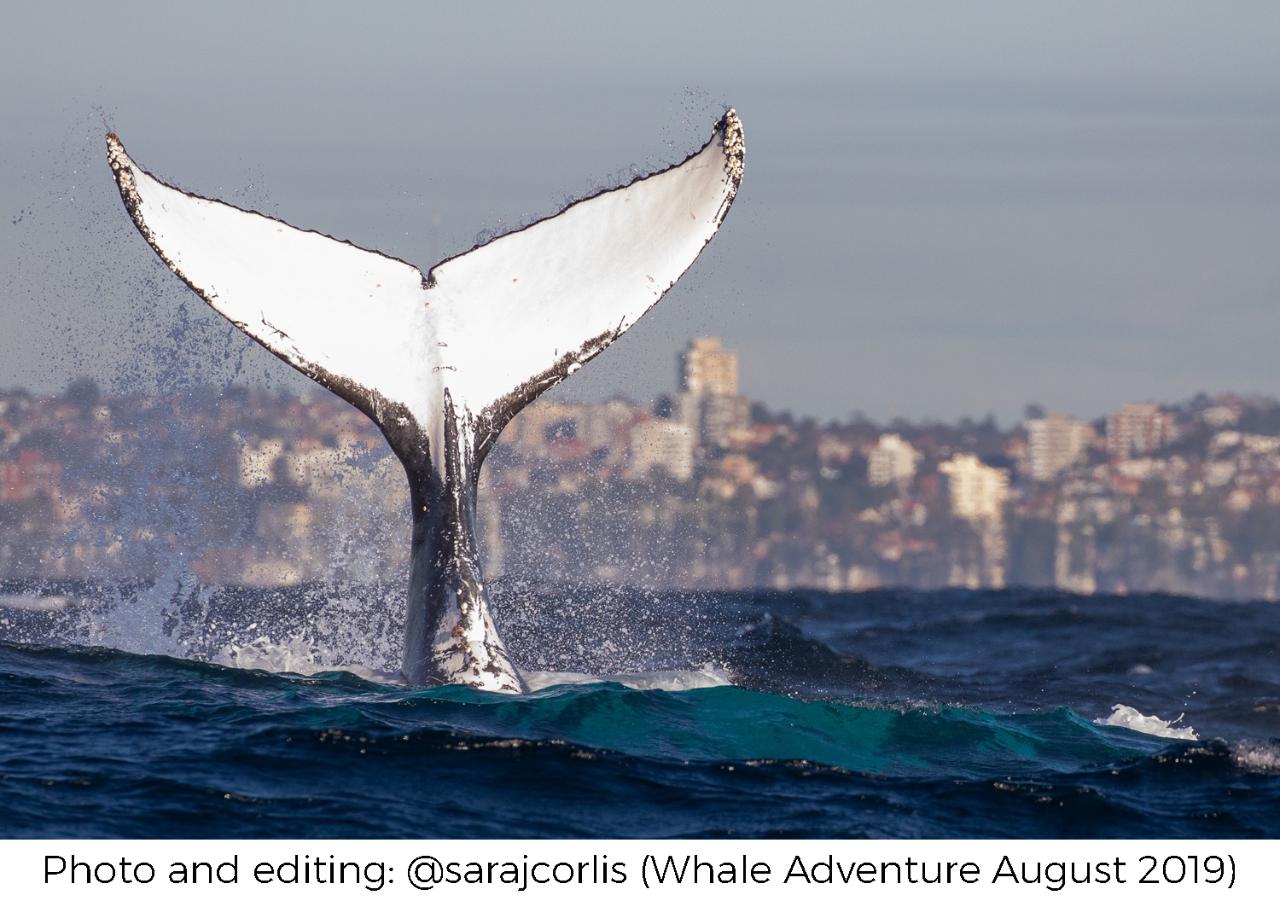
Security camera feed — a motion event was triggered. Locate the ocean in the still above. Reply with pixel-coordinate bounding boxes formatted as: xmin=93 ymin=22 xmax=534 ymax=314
xmin=1 ymin=581 xmax=1277 ymax=838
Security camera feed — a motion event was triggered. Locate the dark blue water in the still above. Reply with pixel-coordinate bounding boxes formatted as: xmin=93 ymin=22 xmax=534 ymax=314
xmin=1 ymin=583 xmax=1277 ymax=837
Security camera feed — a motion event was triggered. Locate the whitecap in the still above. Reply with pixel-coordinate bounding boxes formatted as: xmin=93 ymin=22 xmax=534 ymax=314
xmin=1095 ymin=704 xmax=1199 ymax=741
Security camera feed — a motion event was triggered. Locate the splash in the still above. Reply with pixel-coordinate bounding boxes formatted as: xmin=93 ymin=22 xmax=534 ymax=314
xmin=0 ymin=575 xmax=733 ymax=691
xmin=1096 ymin=704 xmax=1199 ymax=741
xmin=7 ymin=578 xmax=406 ymax=675
xmin=0 ymin=593 xmax=71 ymax=611
xmin=522 ymin=665 xmax=733 ymax=693
xmin=213 ymin=634 xmax=398 ymax=683
xmin=77 ymin=559 xmax=198 ymax=657
xmin=1232 ymin=742 xmax=1280 ymax=774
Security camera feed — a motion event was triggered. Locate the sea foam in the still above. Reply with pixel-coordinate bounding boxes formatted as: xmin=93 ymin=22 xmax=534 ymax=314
xmin=212 ymin=632 xmax=733 ymax=693
xmin=1232 ymin=742 xmax=1280 ymax=774
xmin=522 ymin=666 xmax=734 ymax=693
xmin=1096 ymin=704 xmax=1199 ymax=741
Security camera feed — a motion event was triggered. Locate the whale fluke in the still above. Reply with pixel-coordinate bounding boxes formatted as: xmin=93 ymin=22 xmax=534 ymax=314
xmin=106 ymin=110 xmax=744 ymax=691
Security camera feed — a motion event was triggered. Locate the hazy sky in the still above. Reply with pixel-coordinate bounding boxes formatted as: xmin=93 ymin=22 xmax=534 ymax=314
xmin=2 ymin=1 xmax=1278 ymax=422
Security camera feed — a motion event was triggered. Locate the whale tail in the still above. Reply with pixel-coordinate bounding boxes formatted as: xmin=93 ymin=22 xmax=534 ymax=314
xmin=106 ymin=111 xmax=744 ymax=690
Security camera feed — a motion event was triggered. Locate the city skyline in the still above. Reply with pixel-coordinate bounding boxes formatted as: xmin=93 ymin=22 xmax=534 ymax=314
xmin=5 ymin=335 xmax=1280 ymax=601
xmin=0 ymin=335 xmax=1270 ymax=432
xmin=1 ymin=346 xmax=1276 ymax=432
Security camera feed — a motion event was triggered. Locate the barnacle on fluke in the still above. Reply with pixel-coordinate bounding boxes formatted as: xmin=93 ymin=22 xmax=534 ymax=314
xmin=720 ymin=108 xmax=745 ymax=188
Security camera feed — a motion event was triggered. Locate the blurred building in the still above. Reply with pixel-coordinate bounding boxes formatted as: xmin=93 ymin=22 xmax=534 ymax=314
xmin=504 ymin=400 xmax=580 ymax=460
xmin=939 ymin=453 xmax=1011 ymax=589
xmin=0 ymin=450 xmax=62 ymax=503
xmin=238 ymin=438 xmax=285 ymax=488
xmin=697 ymin=393 xmax=751 ymax=447
xmin=677 ymin=337 xmax=749 ymax=447
xmin=628 ymin=419 xmax=696 ymax=481
xmin=679 ymin=337 xmax=738 ymax=396
xmin=1107 ymin=403 xmax=1174 ymax=459
xmin=867 ymin=433 xmax=920 ymax=487
xmin=1026 ymin=414 xmax=1093 ymax=481
xmin=939 ymin=453 xmax=1010 ymax=521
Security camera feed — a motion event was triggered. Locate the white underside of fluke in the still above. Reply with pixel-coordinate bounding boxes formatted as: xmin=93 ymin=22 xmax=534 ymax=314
xmin=105 ymin=110 xmax=745 ymax=691
xmin=106 ymin=113 xmax=744 ymax=477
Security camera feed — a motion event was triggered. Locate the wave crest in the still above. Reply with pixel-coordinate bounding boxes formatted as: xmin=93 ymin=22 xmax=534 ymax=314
xmin=1096 ymin=704 xmax=1199 ymax=741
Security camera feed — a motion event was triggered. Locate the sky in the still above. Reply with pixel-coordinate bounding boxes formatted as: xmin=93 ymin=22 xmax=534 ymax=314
xmin=2 ymin=1 xmax=1278 ymax=423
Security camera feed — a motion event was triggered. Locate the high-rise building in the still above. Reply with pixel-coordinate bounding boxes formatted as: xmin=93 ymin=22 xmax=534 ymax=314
xmin=679 ymin=337 xmax=739 ymax=397
xmin=867 ymin=433 xmax=920 ymax=487
xmin=1106 ymin=403 xmax=1174 ymax=459
xmin=676 ymin=337 xmax=748 ymax=448
xmin=699 ymin=393 xmax=751 ymax=447
xmin=1026 ymin=414 xmax=1093 ymax=481
xmin=939 ymin=453 xmax=1011 ymax=588
xmin=939 ymin=454 xmax=1010 ymax=521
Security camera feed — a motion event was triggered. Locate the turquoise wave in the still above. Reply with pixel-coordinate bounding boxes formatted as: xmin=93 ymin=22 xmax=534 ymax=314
xmin=4 ymin=640 xmax=1277 ymax=839
xmin=359 ymin=682 xmax=1179 ymax=779
xmin=3 ymin=642 xmax=1175 ymax=780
